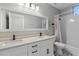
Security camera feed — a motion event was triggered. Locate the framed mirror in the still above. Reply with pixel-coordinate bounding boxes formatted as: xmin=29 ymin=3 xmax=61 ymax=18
xmin=0 ymin=8 xmax=48 ymax=32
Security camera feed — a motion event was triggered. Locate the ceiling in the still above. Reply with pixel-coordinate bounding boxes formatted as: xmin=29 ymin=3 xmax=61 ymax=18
xmin=50 ymin=3 xmax=75 ymax=10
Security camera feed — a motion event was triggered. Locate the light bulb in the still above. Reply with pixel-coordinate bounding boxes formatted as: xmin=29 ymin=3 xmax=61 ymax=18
xmin=25 ymin=3 xmax=30 ymax=8
xmin=19 ymin=3 xmax=24 ymax=6
xmin=36 ymin=6 xmax=39 ymax=11
xmin=31 ymin=4 xmax=36 ymax=10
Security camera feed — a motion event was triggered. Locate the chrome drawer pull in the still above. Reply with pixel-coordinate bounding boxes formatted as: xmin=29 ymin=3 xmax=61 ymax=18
xmin=32 ymin=50 xmax=37 ymax=53
xmin=32 ymin=45 xmax=38 ymax=48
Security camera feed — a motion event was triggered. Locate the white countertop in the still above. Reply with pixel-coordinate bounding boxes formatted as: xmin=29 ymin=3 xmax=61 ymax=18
xmin=0 ymin=35 xmax=55 ymax=50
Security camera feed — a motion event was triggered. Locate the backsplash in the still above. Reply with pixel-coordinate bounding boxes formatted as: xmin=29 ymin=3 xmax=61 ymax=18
xmin=0 ymin=31 xmax=48 ymax=41
xmin=0 ymin=32 xmax=12 ymax=41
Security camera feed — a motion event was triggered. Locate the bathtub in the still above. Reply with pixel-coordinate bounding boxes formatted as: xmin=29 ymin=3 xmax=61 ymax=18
xmin=54 ymin=42 xmax=79 ymax=56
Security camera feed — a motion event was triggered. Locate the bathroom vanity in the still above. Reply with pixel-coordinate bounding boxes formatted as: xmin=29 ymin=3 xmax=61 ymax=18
xmin=0 ymin=35 xmax=55 ymax=56
xmin=0 ymin=4 xmax=54 ymax=56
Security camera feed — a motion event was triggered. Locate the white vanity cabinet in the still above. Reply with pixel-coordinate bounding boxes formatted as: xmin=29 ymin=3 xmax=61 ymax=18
xmin=0 ymin=36 xmax=55 ymax=56
xmin=0 ymin=45 xmax=27 ymax=56
xmin=27 ymin=38 xmax=54 ymax=56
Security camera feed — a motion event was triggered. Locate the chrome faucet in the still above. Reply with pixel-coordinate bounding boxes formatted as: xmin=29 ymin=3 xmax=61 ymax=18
xmin=40 ymin=33 xmax=42 ymax=36
xmin=13 ymin=34 xmax=15 ymax=40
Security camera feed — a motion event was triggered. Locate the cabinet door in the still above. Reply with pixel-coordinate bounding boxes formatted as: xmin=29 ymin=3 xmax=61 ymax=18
xmin=0 ymin=45 xmax=27 ymax=56
xmin=27 ymin=42 xmax=40 ymax=56
xmin=40 ymin=39 xmax=54 ymax=56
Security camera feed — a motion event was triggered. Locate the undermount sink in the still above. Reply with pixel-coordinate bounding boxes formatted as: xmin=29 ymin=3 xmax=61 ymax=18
xmin=0 ymin=39 xmax=22 ymax=46
xmin=0 ymin=42 xmax=6 ymax=46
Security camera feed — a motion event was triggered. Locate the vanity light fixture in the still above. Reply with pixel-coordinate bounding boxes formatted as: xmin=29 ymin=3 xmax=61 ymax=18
xmin=19 ymin=3 xmax=40 ymax=11
xmin=27 ymin=3 xmax=40 ymax=11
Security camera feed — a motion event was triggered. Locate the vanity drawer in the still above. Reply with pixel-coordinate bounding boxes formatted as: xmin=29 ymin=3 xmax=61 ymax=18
xmin=27 ymin=42 xmax=39 ymax=49
xmin=0 ymin=45 xmax=27 ymax=56
xmin=27 ymin=42 xmax=40 ymax=56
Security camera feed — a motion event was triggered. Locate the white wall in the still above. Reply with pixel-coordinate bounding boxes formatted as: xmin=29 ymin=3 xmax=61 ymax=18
xmin=60 ymin=4 xmax=79 ymax=49
xmin=59 ymin=4 xmax=73 ymax=44
xmin=38 ymin=3 xmax=60 ymax=35
xmin=0 ymin=3 xmax=60 ymax=41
